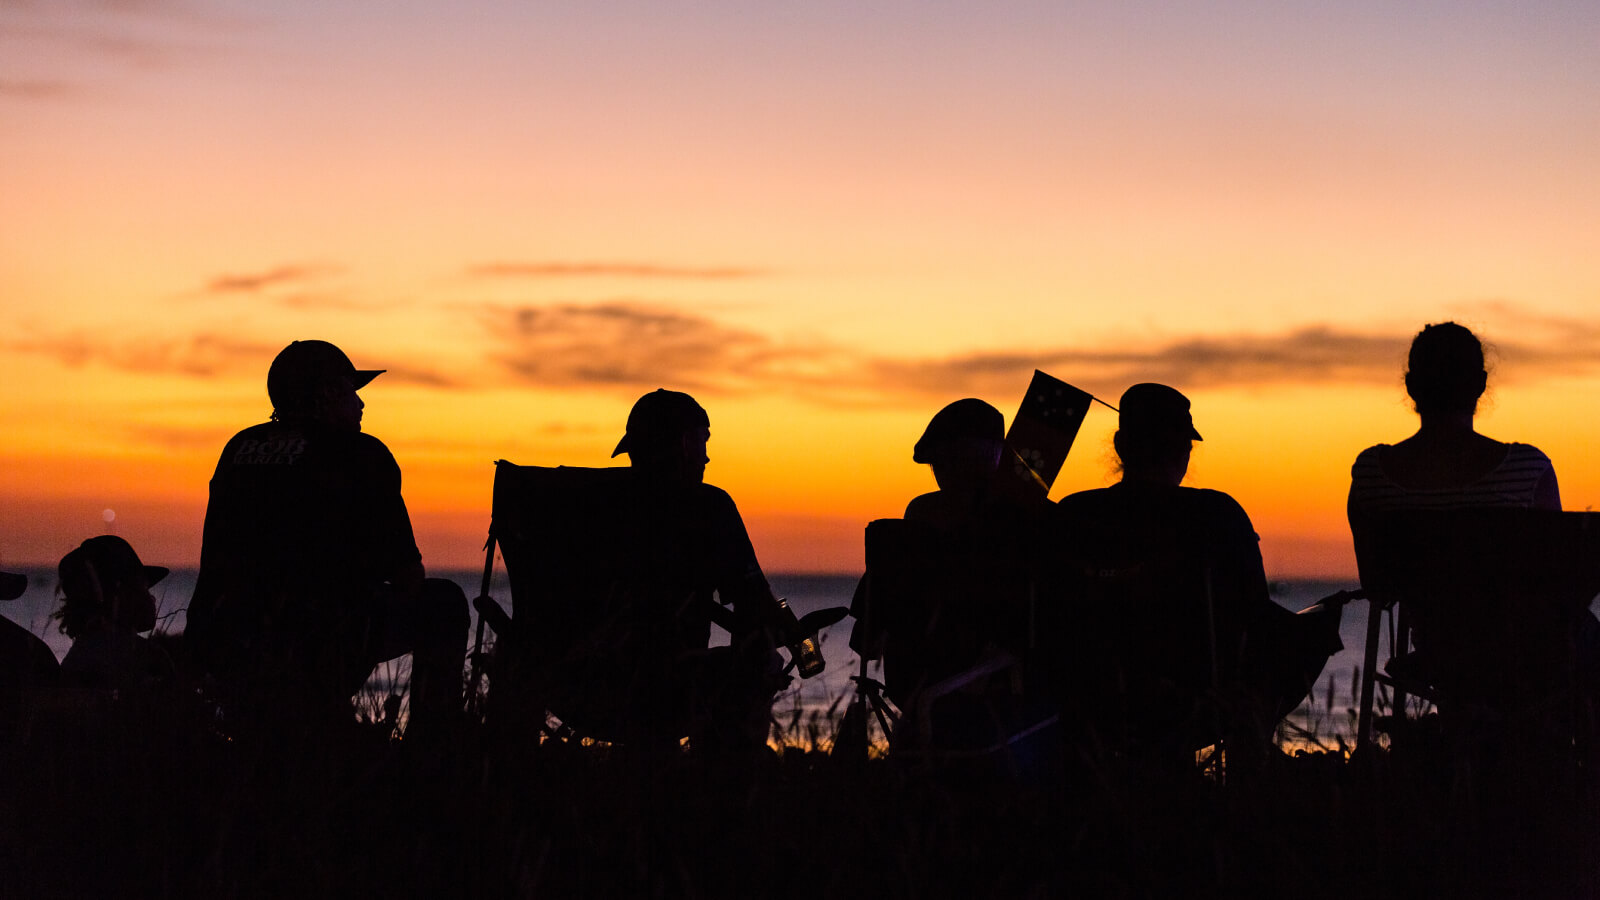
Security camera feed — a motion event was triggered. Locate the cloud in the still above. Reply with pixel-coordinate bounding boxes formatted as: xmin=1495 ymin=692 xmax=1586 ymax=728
xmin=482 ymin=301 xmax=1411 ymax=404
xmin=378 ymin=364 xmax=461 ymax=390
xmin=276 ymin=293 xmax=410 ymax=313
xmin=203 ymin=265 xmax=335 ymax=295
xmin=0 ymin=2 xmax=237 ymax=103
xmin=7 ymin=331 xmax=280 ymax=378
xmin=195 ymin=265 xmax=410 ymax=312
xmin=482 ymin=301 xmax=1600 ymax=409
xmin=466 ymin=262 xmax=767 ymax=280
xmin=487 ymin=301 xmax=823 ymax=393
xmin=6 ymin=327 xmax=467 ymax=391
xmin=0 ymin=78 xmax=79 ymax=100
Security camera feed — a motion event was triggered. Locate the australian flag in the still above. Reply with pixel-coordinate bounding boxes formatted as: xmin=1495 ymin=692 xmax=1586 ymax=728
xmin=1000 ymin=371 xmax=1092 ymax=499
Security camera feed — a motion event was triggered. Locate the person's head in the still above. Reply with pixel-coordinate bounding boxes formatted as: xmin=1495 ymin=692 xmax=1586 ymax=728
xmin=1112 ymin=383 xmax=1202 ymax=486
xmin=612 ymin=389 xmax=712 ymax=482
xmin=54 ymin=536 xmax=168 ymax=639
xmin=1404 ymin=322 xmax=1488 ymax=416
xmin=266 ymin=340 xmax=384 ymax=431
xmin=913 ymin=399 xmax=1005 ymax=493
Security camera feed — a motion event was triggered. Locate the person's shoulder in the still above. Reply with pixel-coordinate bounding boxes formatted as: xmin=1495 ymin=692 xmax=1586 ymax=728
xmin=1504 ymin=442 xmax=1552 ymax=465
xmin=904 ymin=490 xmax=944 ymax=521
xmin=1057 ymin=485 xmax=1115 ymax=510
xmin=693 ymin=481 xmax=739 ymax=509
xmin=1186 ymin=485 xmax=1246 ymax=511
xmin=219 ymin=420 xmax=279 ymax=446
xmin=350 ymin=431 xmax=397 ymax=458
xmin=1174 ymin=486 xmax=1254 ymax=527
xmin=1351 ymin=443 xmax=1389 ymax=471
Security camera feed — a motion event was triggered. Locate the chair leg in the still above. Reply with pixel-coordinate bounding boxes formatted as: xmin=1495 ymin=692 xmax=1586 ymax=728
xmin=1356 ymin=598 xmax=1384 ymax=753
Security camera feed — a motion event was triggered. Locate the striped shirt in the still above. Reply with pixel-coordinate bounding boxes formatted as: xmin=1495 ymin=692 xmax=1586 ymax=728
xmin=1347 ymin=442 xmax=1554 ymax=513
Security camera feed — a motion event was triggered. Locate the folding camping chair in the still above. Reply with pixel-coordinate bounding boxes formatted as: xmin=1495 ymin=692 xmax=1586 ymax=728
xmin=1052 ymin=530 xmax=1346 ymax=773
xmin=469 ymin=461 xmax=843 ymax=748
xmin=470 ymin=462 xmax=743 ymax=746
xmin=849 ymin=517 xmax=1058 ymax=768
xmin=1351 ymin=508 xmax=1600 ymax=756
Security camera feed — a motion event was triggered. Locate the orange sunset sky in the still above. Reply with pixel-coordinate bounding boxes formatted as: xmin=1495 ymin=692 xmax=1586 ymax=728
xmin=3 ymin=1 xmax=1597 ymax=577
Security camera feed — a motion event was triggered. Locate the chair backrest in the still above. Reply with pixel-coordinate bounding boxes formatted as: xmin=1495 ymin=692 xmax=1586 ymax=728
xmin=860 ymin=518 xmax=1037 ymax=707
xmin=1051 ymin=537 xmax=1228 ymax=755
xmin=490 ymin=462 xmax=633 ymax=659
xmin=1351 ymin=507 xmax=1600 ymax=708
xmin=486 ymin=461 xmax=730 ymax=741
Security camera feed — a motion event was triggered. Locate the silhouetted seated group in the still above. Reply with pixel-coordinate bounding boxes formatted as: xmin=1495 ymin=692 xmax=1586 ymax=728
xmin=5 ymin=321 xmax=1597 ymax=783
xmin=852 ymin=386 xmax=1344 ymax=772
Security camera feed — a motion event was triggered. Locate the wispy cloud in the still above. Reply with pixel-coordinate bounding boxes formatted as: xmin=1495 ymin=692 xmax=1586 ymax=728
xmin=379 ymin=364 xmax=461 ymax=390
xmin=0 ymin=1 xmax=238 ymax=103
xmin=487 ymin=301 xmax=821 ymax=392
xmin=466 ymin=262 xmax=767 ymax=280
xmin=276 ymin=293 xmax=409 ymax=313
xmin=5 ymin=328 xmax=462 ymax=392
xmin=194 ymin=265 xmax=408 ymax=312
xmin=203 ymin=265 xmax=335 ymax=295
xmin=6 ymin=331 xmax=279 ymax=378
xmin=0 ymin=78 xmax=79 ymax=100
xmin=12 ymin=299 xmax=1593 ymax=413
xmin=480 ymin=301 xmax=1600 ymax=408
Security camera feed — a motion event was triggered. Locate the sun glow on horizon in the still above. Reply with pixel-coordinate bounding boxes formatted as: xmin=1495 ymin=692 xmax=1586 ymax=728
xmin=4 ymin=1 xmax=1598 ymax=576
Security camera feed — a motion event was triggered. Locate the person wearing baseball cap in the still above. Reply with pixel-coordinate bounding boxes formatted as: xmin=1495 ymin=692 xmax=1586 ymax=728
xmin=188 ymin=340 xmax=467 ymax=738
xmin=1055 ymin=384 xmax=1339 ymax=767
xmin=611 ymin=389 xmax=712 ymax=483
xmin=596 ymin=388 xmax=795 ymax=749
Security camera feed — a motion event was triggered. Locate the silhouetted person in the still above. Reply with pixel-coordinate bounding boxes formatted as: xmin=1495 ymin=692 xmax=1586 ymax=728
xmin=2 ymin=567 xmax=60 ymax=732
xmin=595 ymin=389 xmax=785 ymax=750
xmin=1349 ymin=322 xmax=1559 ymax=514
xmin=186 ymin=340 xmax=468 ymax=737
xmin=51 ymin=537 xmax=173 ymax=693
xmin=1056 ymin=384 xmax=1339 ymax=764
xmin=850 ymin=399 xmax=1053 ymax=756
xmin=1348 ymin=321 xmax=1600 ymax=700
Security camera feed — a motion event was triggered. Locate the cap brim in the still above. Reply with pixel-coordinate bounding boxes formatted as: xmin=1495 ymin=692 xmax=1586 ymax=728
xmin=144 ymin=565 xmax=170 ymax=587
xmin=352 ymin=369 xmax=384 ymax=390
xmin=610 ymin=436 xmax=629 ymax=458
xmin=0 ymin=571 xmax=26 ymax=601
xmin=1190 ymin=426 xmax=1203 ymax=441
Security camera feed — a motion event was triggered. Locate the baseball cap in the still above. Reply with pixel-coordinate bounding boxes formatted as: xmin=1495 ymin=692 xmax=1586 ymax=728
xmin=267 ymin=340 xmax=384 ymax=409
xmin=611 ymin=389 xmax=709 ymax=457
xmin=912 ymin=398 xmax=1004 ymax=463
xmin=1118 ymin=383 xmax=1202 ymax=441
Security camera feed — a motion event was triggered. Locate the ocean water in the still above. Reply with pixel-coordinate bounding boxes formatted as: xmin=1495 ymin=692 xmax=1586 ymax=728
xmin=2 ymin=566 xmax=1383 ymax=745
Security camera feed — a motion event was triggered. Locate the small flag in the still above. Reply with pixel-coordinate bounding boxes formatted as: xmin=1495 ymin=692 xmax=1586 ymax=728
xmin=1001 ymin=371 xmax=1093 ymax=498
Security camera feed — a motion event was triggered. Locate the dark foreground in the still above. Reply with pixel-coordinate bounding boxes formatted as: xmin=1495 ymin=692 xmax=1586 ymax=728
xmin=3 ymin=701 xmax=1599 ymax=900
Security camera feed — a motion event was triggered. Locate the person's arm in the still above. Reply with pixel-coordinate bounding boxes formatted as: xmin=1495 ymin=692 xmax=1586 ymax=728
xmin=704 ymin=488 xmax=785 ymax=632
xmin=1533 ymin=465 xmax=1562 ymax=511
xmin=367 ymin=436 xmax=425 ymax=602
xmin=187 ymin=460 xmax=232 ymax=648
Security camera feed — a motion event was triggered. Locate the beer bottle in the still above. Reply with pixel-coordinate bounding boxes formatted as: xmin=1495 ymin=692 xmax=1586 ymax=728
xmin=775 ymin=597 xmax=826 ymax=679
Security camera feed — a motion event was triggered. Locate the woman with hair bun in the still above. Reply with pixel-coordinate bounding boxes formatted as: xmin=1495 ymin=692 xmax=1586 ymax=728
xmin=1348 ymin=321 xmax=1559 ymax=514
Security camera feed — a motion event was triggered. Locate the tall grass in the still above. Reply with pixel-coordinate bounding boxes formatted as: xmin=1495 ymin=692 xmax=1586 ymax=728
xmin=5 ymin=651 xmax=1597 ymax=899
